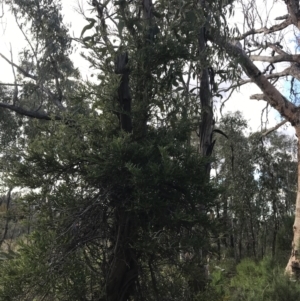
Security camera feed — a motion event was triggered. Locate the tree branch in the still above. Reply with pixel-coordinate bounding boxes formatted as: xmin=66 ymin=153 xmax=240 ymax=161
xmin=209 ymin=34 xmax=298 ymax=124
xmin=0 ymin=102 xmax=61 ymax=120
xmin=261 ymin=119 xmax=288 ymax=137
xmin=275 ymin=14 xmax=289 ymax=20
xmin=250 ymin=54 xmax=300 ymax=64
xmin=92 ymin=0 xmax=113 ymax=50
xmin=219 ymin=68 xmax=291 ymax=94
xmin=0 ymin=83 xmax=23 ymax=86
xmin=0 ymin=53 xmax=37 ymax=80
xmin=9 ymin=45 xmax=18 ymax=104
xmin=236 ymin=17 xmax=292 ymax=40
xmin=250 ymin=93 xmax=268 ymax=101
xmin=0 ymin=52 xmax=66 ymax=111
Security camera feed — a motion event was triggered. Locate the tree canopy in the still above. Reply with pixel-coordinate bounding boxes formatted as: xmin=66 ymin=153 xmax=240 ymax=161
xmin=0 ymin=0 xmax=300 ymax=300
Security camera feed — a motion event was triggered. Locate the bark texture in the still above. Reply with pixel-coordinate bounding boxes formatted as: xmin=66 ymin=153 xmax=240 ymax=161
xmin=198 ymin=8 xmax=214 ymax=170
xmin=285 ymin=126 xmax=300 ymax=276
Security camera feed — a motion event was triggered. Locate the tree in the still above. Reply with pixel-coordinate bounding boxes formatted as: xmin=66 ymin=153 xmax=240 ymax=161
xmin=214 ymin=112 xmax=258 ymax=261
xmin=0 ymin=0 xmax=225 ymax=300
xmin=213 ymin=111 xmax=297 ymax=262
xmin=2 ymin=0 xmax=300 ymax=298
xmin=205 ymin=0 xmax=300 ymax=275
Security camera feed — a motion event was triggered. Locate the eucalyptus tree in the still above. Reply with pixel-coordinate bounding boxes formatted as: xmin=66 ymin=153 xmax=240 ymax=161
xmin=206 ymin=0 xmax=300 ymax=275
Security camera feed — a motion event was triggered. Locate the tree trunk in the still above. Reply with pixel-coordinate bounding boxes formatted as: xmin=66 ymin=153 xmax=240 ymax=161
xmin=102 ymin=52 xmax=138 ymax=301
xmin=115 ymin=52 xmax=132 ymax=133
xmin=285 ymin=125 xmax=300 ymax=275
xmin=189 ymin=2 xmax=215 ymax=292
xmin=271 ymin=196 xmax=278 ymax=259
xmin=105 ymin=209 xmax=138 ymax=301
xmin=249 ymin=212 xmax=256 ymax=258
xmin=198 ymin=30 xmax=214 ymax=164
xmin=216 ymin=202 xmax=221 ymax=260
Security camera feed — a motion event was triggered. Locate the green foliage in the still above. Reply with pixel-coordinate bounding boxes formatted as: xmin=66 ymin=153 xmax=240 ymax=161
xmin=0 ymin=0 xmax=296 ymax=300
xmin=227 ymin=258 xmax=300 ymax=301
xmin=276 ymin=215 xmax=294 ymax=264
xmin=213 ymin=112 xmax=297 ymax=261
xmin=0 ymin=232 xmax=101 ymax=301
xmin=0 ymin=111 xmax=217 ymax=300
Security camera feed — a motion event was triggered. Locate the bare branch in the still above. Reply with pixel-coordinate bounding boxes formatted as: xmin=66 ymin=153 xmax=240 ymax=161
xmin=261 ymin=119 xmax=288 ymax=137
xmin=210 ymin=37 xmax=298 ymax=123
xmin=13 ymin=10 xmax=39 ymax=65
xmin=250 ymin=93 xmax=269 ymax=101
xmin=265 ymin=43 xmax=286 ymax=55
xmin=250 ymin=54 xmax=300 ymax=64
xmin=275 ymin=14 xmax=289 ymax=20
xmin=261 ymin=68 xmax=291 ymax=79
xmin=0 ymin=51 xmax=67 ymax=111
xmin=0 ymin=53 xmax=37 ymax=80
xmin=220 ymin=68 xmax=291 ymax=94
xmin=236 ymin=17 xmax=292 ymax=40
xmin=220 ymin=87 xmax=235 ymax=115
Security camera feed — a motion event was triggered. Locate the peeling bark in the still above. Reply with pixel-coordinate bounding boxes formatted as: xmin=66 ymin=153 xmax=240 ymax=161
xmin=285 ymin=126 xmax=300 ymax=275
xmin=250 ymin=54 xmax=300 ymax=64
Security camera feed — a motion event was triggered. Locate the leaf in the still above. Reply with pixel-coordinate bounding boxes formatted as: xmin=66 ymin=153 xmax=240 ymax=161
xmin=174 ymin=87 xmax=184 ymax=92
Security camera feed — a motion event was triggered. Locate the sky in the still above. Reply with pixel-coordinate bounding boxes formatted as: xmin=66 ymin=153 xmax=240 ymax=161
xmin=0 ymin=0 xmax=296 ymax=137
